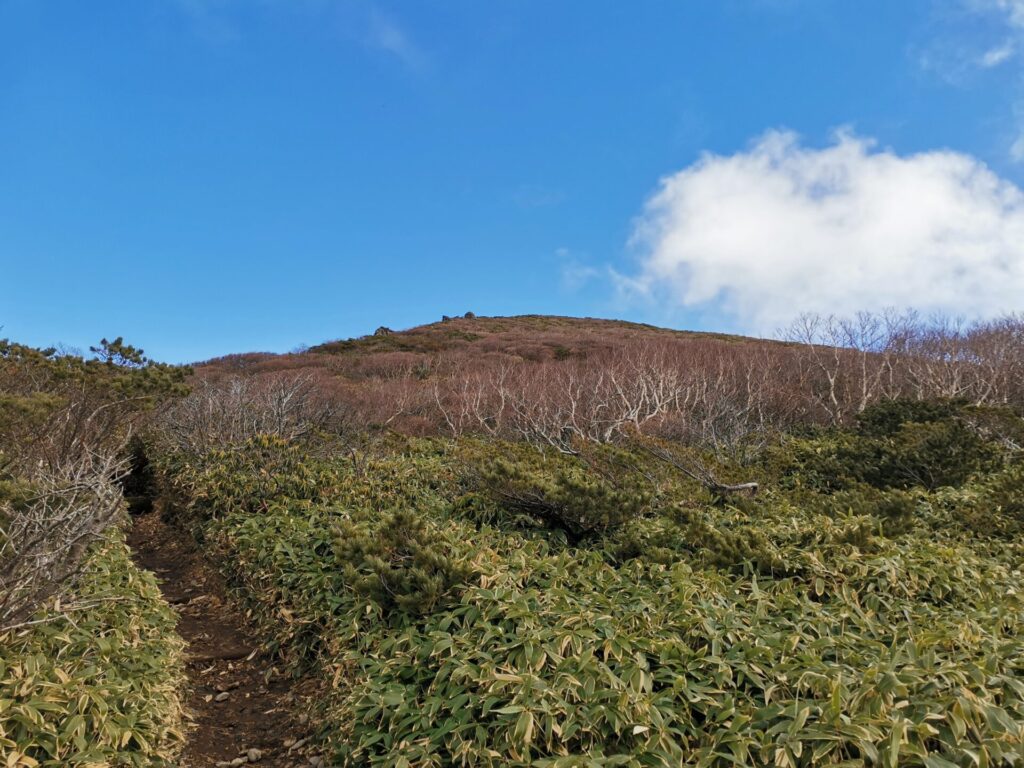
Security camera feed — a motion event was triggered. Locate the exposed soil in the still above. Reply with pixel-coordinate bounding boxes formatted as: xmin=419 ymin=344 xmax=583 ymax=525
xmin=128 ymin=512 xmax=327 ymax=768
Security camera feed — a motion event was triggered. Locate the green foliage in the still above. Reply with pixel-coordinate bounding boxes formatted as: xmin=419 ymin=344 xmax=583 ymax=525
xmin=0 ymin=474 xmax=36 ymax=509
xmin=673 ymin=503 xmax=805 ymax=576
xmin=940 ymin=461 xmax=1024 ymax=540
xmin=0 ymin=531 xmax=185 ymax=767
xmin=170 ymin=440 xmax=465 ymax=662
xmin=473 ymin=445 xmax=652 ymax=541
xmin=603 ymin=513 xmax=685 ymax=566
xmin=156 ymin=434 xmax=342 ymax=524
xmin=813 ymin=484 xmax=921 ymax=537
xmin=153 ymin=408 xmax=1024 ymax=767
xmin=987 ymin=461 xmax=1024 ymax=521
xmin=770 ymin=399 xmax=1010 ymax=492
xmin=876 ymin=418 xmax=996 ymax=490
xmin=0 ymin=337 xmax=190 ymax=472
xmin=0 ymin=392 xmax=62 ymax=450
xmin=854 ymin=398 xmax=968 ymax=438
xmin=0 ymin=337 xmax=189 ymax=409
xmin=0 ymin=336 xmax=188 ymax=766
xmin=333 ymin=509 xmax=474 ymax=616
xmin=335 ymin=549 xmax=1023 ymax=767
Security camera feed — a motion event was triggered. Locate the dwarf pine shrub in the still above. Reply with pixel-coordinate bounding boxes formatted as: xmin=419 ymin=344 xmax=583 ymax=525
xmin=771 ymin=399 xmax=1010 ymax=493
xmin=473 ymin=446 xmax=651 ymax=541
xmin=332 ymin=508 xmax=474 ymax=617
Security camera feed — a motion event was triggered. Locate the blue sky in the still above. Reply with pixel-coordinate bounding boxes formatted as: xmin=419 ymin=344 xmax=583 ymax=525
xmin=2 ymin=1 xmax=1023 ymax=362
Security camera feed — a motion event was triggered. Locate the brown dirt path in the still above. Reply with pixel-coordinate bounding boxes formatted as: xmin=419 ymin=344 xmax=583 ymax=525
xmin=128 ymin=512 xmax=328 ymax=768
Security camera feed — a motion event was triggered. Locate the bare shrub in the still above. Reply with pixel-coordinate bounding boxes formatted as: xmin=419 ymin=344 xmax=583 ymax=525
xmin=430 ymin=340 xmax=805 ymax=456
xmin=785 ymin=311 xmax=1024 ymax=425
xmin=159 ymin=372 xmax=341 ymax=453
xmin=0 ymin=452 xmax=126 ymax=631
xmin=183 ymin=312 xmax=1023 ymax=454
xmin=0 ymin=338 xmax=191 ymax=630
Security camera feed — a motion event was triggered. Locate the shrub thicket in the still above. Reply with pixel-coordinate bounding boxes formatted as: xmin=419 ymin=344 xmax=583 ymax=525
xmin=1 ymin=338 xmax=189 ymax=629
xmin=771 ymin=400 xmax=1004 ymax=493
xmin=154 ymin=407 xmax=1024 ymax=767
xmin=0 ymin=337 xmax=188 ymax=471
xmin=0 ymin=531 xmax=185 ymax=767
xmin=156 ymin=434 xmax=343 ymax=525
xmin=332 ymin=508 xmax=474 ymax=616
xmin=0 ymin=338 xmax=188 ymax=765
xmin=469 ymin=443 xmax=652 ymax=541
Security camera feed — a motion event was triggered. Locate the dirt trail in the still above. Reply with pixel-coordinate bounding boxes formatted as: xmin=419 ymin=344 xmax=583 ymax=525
xmin=128 ymin=512 xmax=325 ymax=768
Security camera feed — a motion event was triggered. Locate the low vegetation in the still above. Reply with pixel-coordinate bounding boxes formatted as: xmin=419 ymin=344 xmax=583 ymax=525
xmin=0 ymin=530 xmax=185 ymax=767
xmin=156 ymin=396 xmax=1024 ymax=767
xmin=0 ymin=338 xmax=188 ymax=766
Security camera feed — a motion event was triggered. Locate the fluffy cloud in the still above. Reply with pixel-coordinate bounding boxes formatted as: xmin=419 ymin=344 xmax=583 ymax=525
xmin=625 ymin=131 xmax=1024 ymax=333
xmin=979 ymin=40 xmax=1015 ymax=66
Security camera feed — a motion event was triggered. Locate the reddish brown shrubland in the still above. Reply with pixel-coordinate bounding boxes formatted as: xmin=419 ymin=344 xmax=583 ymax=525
xmin=187 ymin=313 xmax=1024 ymax=452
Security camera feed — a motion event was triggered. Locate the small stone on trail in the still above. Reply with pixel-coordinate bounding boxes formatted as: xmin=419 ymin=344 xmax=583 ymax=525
xmin=215 ymin=691 xmax=231 ymax=702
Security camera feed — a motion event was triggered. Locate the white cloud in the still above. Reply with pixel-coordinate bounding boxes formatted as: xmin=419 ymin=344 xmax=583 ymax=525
xmin=624 ymin=130 xmax=1024 ymax=333
xmin=979 ymin=40 xmax=1015 ymax=65
xmin=960 ymin=3 xmax=1024 ymax=160
xmin=915 ymin=8 xmax=1020 ymax=81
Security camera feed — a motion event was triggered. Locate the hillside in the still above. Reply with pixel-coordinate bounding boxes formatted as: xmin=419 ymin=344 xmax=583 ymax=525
xmin=178 ymin=311 xmax=1024 ymax=451
xmin=312 ymin=314 xmax=755 ymax=357
xmin=182 ymin=314 xmax=811 ymax=447
xmin=198 ymin=314 xmax=766 ymax=373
